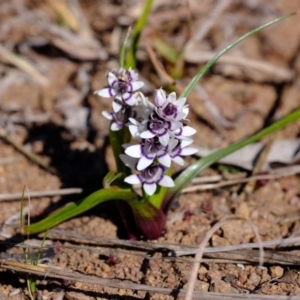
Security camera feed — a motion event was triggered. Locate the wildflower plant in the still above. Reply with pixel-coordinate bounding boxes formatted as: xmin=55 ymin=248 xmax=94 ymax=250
xmin=24 ymin=3 xmax=300 ymax=240
xmin=95 ymin=74 xmax=198 ymax=197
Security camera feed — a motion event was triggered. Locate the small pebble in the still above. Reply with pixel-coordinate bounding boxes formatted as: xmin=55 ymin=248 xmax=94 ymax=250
xmin=270 ymin=266 xmax=284 ymax=278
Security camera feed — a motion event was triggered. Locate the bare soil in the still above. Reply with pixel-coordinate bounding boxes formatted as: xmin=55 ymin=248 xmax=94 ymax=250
xmin=1 ymin=0 xmax=300 ymax=299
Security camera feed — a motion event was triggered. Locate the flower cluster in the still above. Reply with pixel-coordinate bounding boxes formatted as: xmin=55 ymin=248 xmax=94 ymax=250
xmin=95 ymin=68 xmax=198 ymax=196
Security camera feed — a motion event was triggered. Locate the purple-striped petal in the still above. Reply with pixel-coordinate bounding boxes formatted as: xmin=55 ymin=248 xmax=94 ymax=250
xmin=123 ymin=93 xmax=137 ymax=105
xmin=137 ymin=156 xmax=154 ymax=171
xmin=140 ymin=130 xmax=156 ymax=139
xmin=95 ymin=87 xmax=116 ymax=98
xmin=107 ymin=72 xmax=118 ymax=86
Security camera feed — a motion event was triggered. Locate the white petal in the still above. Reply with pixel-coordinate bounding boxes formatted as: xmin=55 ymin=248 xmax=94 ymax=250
xmin=124 ymin=174 xmax=142 ymax=185
xmin=125 ymin=145 xmax=142 ymax=158
xmin=168 ymin=138 xmax=179 ymax=150
xmin=167 ymin=92 xmax=176 ymax=103
xmin=102 ymin=111 xmax=113 ymax=120
xmin=129 ymin=125 xmax=139 ymax=138
xmin=111 ymin=122 xmax=122 ymax=131
xmin=154 ymin=89 xmax=166 ymax=106
xmin=169 ymin=121 xmax=182 ymax=131
xmin=128 ymin=118 xmax=139 ymax=125
xmin=181 ymin=126 xmax=196 ymax=136
xmin=112 ymin=100 xmax=122 ymax=112
xmin=158 ymin=132 xmax=169 ymax=146
xmin=175 ymin=97 xmax=186 ymax=108
xmin=180 ymin=147 xmax=198 ymax=156
xmin=182 ymin=107 xmax=189 ymax=118
xmin=174 ymin=126 xmax=196 ymax=137
xmin=158 ymin=154 xmax=171 ymax=167
xmin=120 ymin=154 xmax=138 ymax=169
xmin=158 ymin=175 xmax=175 ymax=187
xmin=107 ymin=72 xmax=118 ymax=86
xmin=181 ymin=140 xmax=193 ymax=147
xmin=140 ymin=130 xmax=156 ymax=139
xmin=123 ymin=93 xmax=137 ymax=106
xmin=122 ymin=143 xmax=131 ymax=149
xmin=95 ymin=87 xmax=116 ymax=98
xmin=131 ymin=81 xmax=144 ymax=91
xmin=143 ymin=183 xmax=157 ymax=196
xmin=137 ymin=156 xmax=154 ymax=171
xmin=172 ymin=156 xmax=184 ymax=165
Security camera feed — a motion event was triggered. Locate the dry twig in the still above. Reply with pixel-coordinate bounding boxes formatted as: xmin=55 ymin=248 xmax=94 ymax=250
xmin=184 ymin=216 xmax=263 ymax=300
xmin=1 ymin=259 xmax=300 ymax=300
xmin=0 ymin=128 xmax=57 ymax=175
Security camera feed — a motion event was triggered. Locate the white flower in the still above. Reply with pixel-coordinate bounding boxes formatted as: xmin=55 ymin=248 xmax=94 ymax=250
xmin=167 ymin=139 xmax=198 ymax=165
xmin=139 ymin=112 xmax=182 ymax=146
xmin=171 ymin=125 xmax=196 ymax=140
xmin=94 ymin=68 xmax=144 ymax=112
xmin=124 ymin=163 xmax=174 ymax=196
xmin=155 ymin=89 xmax=189 ymax=121
xmin=124 ymin=137 xmax=173 ymax=171
xmin=102 ymin=104 xmax=132 ymax=131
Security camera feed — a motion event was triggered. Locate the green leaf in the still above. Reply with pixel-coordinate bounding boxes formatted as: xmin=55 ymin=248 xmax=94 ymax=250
xmin=152 ymin=37 xmax=179 ymax=64
xmin=126 ymin=0 xmax=153 ymax=69
xmin=24 ymin=186 xmax=139 ymax=235
xmin=166 ymin=108 xmax=300 ymax=201
xmin=103 ymin=171 xmax=124 ymax=189
xmin=180 ymin=13 xmax=294 ymax=99
xmin=24 ymin=185 xmax=166 ymax=240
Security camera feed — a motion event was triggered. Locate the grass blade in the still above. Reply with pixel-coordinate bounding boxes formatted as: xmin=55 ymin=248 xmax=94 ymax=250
xmin=166 ymin=108 xmax=300 ymax=201
xmin=126 ymin=0 xmax=153 ymax=69
xmin=180 ymin=13 xmax=294 ymax=99
xmin=24 ymin=186 xmax=139 ymax=234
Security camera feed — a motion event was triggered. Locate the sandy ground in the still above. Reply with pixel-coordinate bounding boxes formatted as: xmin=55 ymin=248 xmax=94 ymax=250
xmin=1 ymin=0 xmax=300 ymax=299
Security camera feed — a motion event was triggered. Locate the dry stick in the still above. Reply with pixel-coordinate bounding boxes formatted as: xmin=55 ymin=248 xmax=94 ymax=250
xmin=43 ymin=229 xmax=300 ymax=257
xmin=187 ymin=0 xmax=232 ymax=45
xmin=2 ymin=259 xmax=300 ymax=300
xmin=144 ymin=40 xmax=176 ymax=85
xmin=8 ymin=227 xmax=300 ymax=264
xmin=0 ymin=188 xmax=82 ymax=202
xmin=245 ymin=136 xmax=275 ymax=193
xmin=0 ymin=207 xmax=30 ymax=238
xmin=46 ymin=0 xmax=79 ymax=32
xmin=0 ymin=44 xmax=48 ymax=86
xmin=2 ymin=163 xmax=295 ymax=200
xmin=184 ymin=216 xmax=263 ymax=300
xmin=182 ymin=164 xmax=300 ymax=193
xmin=2 ymin=238 xmax=298 ymax=266
xmin=0 ymin=128 xmax=57 ymax=175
